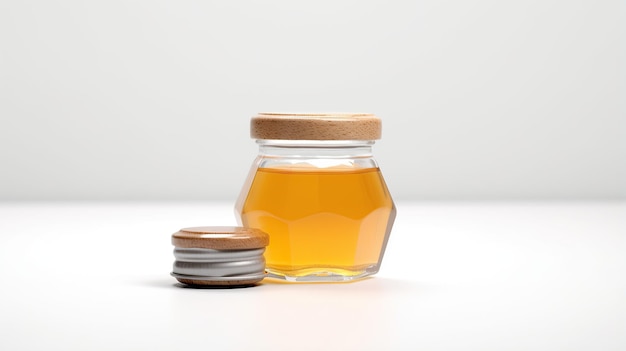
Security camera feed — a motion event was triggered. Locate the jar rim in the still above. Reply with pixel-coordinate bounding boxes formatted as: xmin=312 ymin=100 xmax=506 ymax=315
xmin=257 ymin=139 xmax=375 ymax=146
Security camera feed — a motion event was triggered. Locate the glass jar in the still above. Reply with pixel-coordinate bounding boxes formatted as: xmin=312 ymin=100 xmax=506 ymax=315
xmin=235 ymin=113 xmax=396 ymax=282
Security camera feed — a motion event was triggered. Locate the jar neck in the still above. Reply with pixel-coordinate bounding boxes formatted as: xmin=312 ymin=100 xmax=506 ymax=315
xmin=256 ymin=140 xmax=375 ymax=158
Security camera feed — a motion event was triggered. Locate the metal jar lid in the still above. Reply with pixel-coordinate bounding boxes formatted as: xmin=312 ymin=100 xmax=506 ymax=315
xmin=171 ymin=226 xmax=269 ymax=287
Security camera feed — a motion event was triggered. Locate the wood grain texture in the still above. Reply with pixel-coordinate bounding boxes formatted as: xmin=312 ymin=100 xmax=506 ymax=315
xmin=251 ymin=113 xmax=382 ymax=140
xmin=172 ymin=226 xmax=269 ymax=250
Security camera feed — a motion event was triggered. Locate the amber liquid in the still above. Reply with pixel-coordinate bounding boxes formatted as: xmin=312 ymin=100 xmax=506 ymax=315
xmin=240 ymin=167 xmax=395 ymax=280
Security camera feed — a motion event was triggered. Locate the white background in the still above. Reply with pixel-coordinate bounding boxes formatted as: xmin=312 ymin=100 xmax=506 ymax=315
xmin=1 ymin=3 xmax=625 ymax=350
xmin=1 ymin=0 xmax=624 ymax=201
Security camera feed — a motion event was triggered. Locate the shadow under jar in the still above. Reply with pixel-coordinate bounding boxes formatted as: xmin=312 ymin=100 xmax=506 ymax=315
xmin=235 ymin=113 xmax=396 ymax=282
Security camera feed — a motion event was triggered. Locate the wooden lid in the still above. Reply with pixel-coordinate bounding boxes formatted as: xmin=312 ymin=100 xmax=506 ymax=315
xmin=251 ymin=112 xmax=382 ymax=140
xmin=172 ymin=226 xmax=269 ymax=250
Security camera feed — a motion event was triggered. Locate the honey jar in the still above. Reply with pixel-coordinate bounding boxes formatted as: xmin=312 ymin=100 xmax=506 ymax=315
xmin=235 ymin=113 xmax=396 ymax=282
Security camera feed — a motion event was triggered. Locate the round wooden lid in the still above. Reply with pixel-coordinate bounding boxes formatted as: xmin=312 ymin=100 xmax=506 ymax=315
xmin=250 ymin=112 xmax=382 ymax=140
xmin=171 ymin=226 xmax=269 ymax=250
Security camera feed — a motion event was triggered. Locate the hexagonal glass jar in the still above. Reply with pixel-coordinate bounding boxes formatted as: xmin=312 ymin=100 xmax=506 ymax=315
xmin=235 ymin=113 xmax=396 ymax=282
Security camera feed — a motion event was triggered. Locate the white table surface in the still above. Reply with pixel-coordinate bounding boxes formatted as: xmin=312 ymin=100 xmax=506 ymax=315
xmin=0 ymin=201 xmax=624 ymax=350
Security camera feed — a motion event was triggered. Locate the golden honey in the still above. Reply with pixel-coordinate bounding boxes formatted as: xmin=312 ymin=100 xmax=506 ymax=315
xmin=236 ymin=112 xmax=396 ymax=282
xmin=239 ymin=166 xmax=395 ymax=279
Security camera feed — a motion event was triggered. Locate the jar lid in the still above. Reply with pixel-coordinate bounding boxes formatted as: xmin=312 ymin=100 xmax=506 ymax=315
xmin=172 ymin=226 xmax=269 ymax=249
xmin=251 ymin=112 xmax=382 ymax=140
xmin=171 ymin=226 xmax=269 ymax=287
